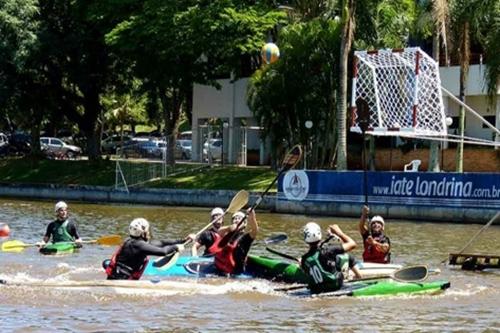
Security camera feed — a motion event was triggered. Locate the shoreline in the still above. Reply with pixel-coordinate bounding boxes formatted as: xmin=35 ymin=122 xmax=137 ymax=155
xmin=0 ymin=182 xmax=497 ymax=224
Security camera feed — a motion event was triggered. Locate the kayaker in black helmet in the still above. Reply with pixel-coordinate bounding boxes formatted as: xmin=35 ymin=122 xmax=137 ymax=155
xmin=104 ymin=218 xmax=195 ymax=280
xmin=37 ymin=201 xmax=82 ymax=248
xmin=301 ymin=223 xmax=362 ymax=294
xmin=214 ymin=209 xmax=258 ymax=275
xmin=359 ymin=205 xmax=391 ymax=263
xmin=191 ymin=207 xmax=227 ymax=257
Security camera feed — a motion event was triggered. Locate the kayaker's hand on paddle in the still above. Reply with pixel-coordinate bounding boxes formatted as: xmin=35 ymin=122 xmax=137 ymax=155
xmin=184 ymin=234 xmax=196 ymax=243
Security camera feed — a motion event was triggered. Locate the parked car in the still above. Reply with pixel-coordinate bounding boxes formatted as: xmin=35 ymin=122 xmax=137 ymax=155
xmin=118 ymin=140 xmax=166 ymax=159
xmin=101 ymin=135 xmax=132 ymax=154
xmin=178 ymin=131 xmax=192 ymax=141
xmin=40 ymin=137 xmax=82 ymax=159
xmin=175 ymin=139 xmax=192 ymax=160
xmin=203 ymin=138 xmax=222 ymax=161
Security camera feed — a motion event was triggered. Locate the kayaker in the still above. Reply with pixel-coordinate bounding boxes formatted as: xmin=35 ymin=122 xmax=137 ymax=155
xmin=301 ymin=223 xmax=362 ymax=294
xmin=214 ymin=209 xmax=258 ymax=275
xmin=37 ymin=201 xmax=82 ymax=247
xmin=191 ymin=207 xmax=227 ymax=257
xmin=105 ymin=218 xmax=195 ymax=280
xmin=359 ymin=205 xmax=391 ymax=263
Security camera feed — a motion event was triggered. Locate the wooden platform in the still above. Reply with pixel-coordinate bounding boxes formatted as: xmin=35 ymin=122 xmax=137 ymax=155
xmin=449 ymin=253 xmax=500 ymax=270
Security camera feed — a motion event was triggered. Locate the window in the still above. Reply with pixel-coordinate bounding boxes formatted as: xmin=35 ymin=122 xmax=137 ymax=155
xmin=482 ymin=116 xmax=496 ymax=128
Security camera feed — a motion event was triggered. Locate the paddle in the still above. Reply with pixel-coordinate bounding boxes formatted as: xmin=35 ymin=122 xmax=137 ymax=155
xmin=275 ymin=265 xmax=429 ymax=292
xmin=0 ymin=234 xmax=122 ymax=252
xmin=152 ymin=190 xmax=250 ymax=269
xmin=217 ymin=144 xmax=303 ymax=249
xmin=357 ymin=97 xmax=370 ymax=206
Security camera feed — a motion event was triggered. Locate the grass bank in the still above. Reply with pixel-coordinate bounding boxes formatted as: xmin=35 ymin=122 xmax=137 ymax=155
xmin=0 ymin=158 xmax=277 ymax=191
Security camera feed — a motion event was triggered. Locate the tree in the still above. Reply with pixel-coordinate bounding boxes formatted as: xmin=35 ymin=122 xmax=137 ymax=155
xmin=450 ymin=0 xmax=499 ymax=172
xmin=247 ymin=19 xmax=342 ymax=168
xmin=106 ymin=0 xmax=285 ymax=165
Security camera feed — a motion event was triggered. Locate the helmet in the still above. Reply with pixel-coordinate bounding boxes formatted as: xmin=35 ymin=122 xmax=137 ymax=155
xmin=54 ymin=201 xmax=68 ymax=212
xmin=232 ymin=211 xmax=245 ymax=223
xmin=370 ymin=215 xmax=385 ymax=229
xmin=303 ymin=222 xmax=322 ymax=243
xmin=211 ymin=207 xmax=224 ymax=217
xmin=129 ymin=218 xmax=150 ymax=237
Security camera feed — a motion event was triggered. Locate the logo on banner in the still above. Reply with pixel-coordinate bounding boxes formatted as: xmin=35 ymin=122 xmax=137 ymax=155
xmin=283 ymin=170 xmax=309 ymax=201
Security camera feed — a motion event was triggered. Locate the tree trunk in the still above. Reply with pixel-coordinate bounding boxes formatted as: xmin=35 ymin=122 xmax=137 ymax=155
xmin=336 ymin=0 xmax=356 ymax=170
xmin=455 ymin=22 xmax=469 ymax=173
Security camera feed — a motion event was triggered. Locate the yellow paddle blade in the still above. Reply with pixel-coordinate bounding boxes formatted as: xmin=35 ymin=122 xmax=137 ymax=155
xmin=226 ymin=190 xmax=249 ymax=214
xmin=1 ymin=240 xmax=29 ymax=252
xmin=95 ymin=235 xmax=122 ymax=246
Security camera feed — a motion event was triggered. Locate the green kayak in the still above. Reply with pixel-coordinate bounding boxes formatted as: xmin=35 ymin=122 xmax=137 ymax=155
xmin=39 ymin=242 xmax=79 ymax=255
xmin=290 ymin=279 xmax=451 ymax=298
xmin=246 ymin=255 xmax=308 ymax=283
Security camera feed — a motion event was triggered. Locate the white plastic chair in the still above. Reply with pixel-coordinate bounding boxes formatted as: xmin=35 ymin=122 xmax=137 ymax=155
xmin=404 ymin=159 xmax=421 ymax=172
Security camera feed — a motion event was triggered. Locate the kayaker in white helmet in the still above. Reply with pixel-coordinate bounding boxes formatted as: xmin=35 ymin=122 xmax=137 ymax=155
xmin=301 ymin=222 xmax=362 ymax=294
xmin=37 ymin=201 xmax=82 ymax=248
xmin=104 ymin=218 xmax=196 ymax=280
xmin=214 ymin=209 xmax=259 ymax=275
xmin=191 ymin=207 xmax=231 ymax=257
xmin=359 ymin=205 xmax=391 ymax=263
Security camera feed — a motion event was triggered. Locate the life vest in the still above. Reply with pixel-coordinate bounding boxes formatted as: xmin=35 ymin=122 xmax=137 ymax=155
xmin=302 ymin=251 xmax=348 ymax=294
xmin=105 ymin=240 xmax=149 ymax=280
xmin=52 ymin=220 xmax=74 ymax=243
xmin=362 ymin=233 xmax=391 ymax=264
xmin=206 ymin=231 xmax=223 ymax=255
xmin=214 ymin=232 xmax=244 ymax=274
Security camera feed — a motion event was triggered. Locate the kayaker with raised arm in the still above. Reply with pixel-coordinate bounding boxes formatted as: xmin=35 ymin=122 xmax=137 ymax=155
xmin=37 ymin=201 xmax=82 ymax=248
xmin=359 ymin=205 xmax=391 ymax=263
xmin=301 ymin=223 xmax=362 ymax=294
xmin=214 ymin=209 xmax=258 ymax=275
xmin=191 ymin=207 xmax=230 ymax=257
xmin=105 ymin=218 xmax=195 ymax=280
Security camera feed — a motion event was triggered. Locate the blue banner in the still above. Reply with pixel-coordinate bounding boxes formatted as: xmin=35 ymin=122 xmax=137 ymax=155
xmin=278 ymin=170 xmax=500 ymax=210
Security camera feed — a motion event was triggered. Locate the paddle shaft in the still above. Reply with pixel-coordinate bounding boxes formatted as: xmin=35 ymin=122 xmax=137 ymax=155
xmin=455 ymin=211 xmax=500 ymax=255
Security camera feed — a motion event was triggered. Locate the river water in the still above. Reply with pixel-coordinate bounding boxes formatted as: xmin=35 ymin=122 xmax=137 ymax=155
xmin=0 ymin=198 xmax=499 ymax=332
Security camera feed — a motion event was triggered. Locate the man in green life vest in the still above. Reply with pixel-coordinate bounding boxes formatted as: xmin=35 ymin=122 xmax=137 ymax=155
xmin=301 ymin=223 xmax=362 ymax=294
xmin=37 ymin=201 xmax=82 ymax=247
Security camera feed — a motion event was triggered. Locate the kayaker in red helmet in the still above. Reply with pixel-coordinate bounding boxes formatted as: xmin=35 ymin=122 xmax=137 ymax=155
xmin=301 ymin=223 xmax=362 ymax=294
xmin=37 ymin=201 xmax=82 ymax=248
xmin=214 ymin=209 xmax=258 ymax=275
xmin=191 ymin=207 xmax=228 ymax=257
xmin=359 ymin=205 xmax=391 ymax=264
xmin=105 ymin=218 xmax=195 ymax=280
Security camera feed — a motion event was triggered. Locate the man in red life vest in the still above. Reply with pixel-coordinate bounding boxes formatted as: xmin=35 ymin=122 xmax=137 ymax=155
xmin=105 ymin=218 xmax=195 ymax=280
xmin=359 ymin=205 xmax=391 ymax=263
xmin=214 ymin=209 xmax=258 ymax=275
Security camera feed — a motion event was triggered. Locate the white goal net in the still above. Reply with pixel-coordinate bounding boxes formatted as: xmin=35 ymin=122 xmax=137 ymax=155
xmin=350 ymin=47 xmax=447 ymax=137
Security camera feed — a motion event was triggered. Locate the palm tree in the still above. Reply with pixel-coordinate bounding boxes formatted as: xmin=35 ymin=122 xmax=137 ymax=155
xmin=450 ymin=0 xmax=498 ymax=172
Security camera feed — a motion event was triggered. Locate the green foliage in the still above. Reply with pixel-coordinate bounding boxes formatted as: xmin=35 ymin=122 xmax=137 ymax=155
xmin=247 ymin=19 xmax=341 ymax=167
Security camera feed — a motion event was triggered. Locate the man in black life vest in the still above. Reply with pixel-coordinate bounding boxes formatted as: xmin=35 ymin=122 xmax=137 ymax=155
xmin=301 ymin=223 xmax=362 ymax=294
xmin=105 ymin=218 xmax=195 ymax=280
xmin=191 ymin=207 xmax=227 ymax=257
xmin=359 ymin=205 xmax=391 ymax=263
xmin=214 ymin=209 xmax=258 ymax=275
xmin=37 ymin=201 xmax=82 ymax=247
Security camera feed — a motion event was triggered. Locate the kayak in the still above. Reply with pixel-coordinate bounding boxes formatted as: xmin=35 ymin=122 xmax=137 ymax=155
xmin=143 ymin=255 xmax=403 ymax=283
xmin=39 ymin=242 xmax=79 ymax=255
xmin=291 ymin=279 xmax=451 ymax=298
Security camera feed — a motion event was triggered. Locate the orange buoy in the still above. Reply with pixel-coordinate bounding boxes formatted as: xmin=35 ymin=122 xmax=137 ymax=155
xmin=0 ymin=223 xmax=10 ymax=237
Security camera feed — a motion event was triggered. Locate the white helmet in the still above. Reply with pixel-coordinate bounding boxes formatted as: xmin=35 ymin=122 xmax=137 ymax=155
xmin=370 ymin=215 xmax=385 ymax=229
xmin=232 ymin=211 xmax=245 ymax=223
xmin=54 ymin=201 xmax=68 ymax=212
xmin=129 ymin=218 xmax=150 ymax=237
xmin=211 ymin=207 xmax=224 ymax=217
xmin=303 ymin=222 xmax=322 ymax=243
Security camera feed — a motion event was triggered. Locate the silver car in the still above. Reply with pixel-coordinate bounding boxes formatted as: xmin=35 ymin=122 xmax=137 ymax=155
xmin=40 ymin=137 xmax=82 ymax=159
